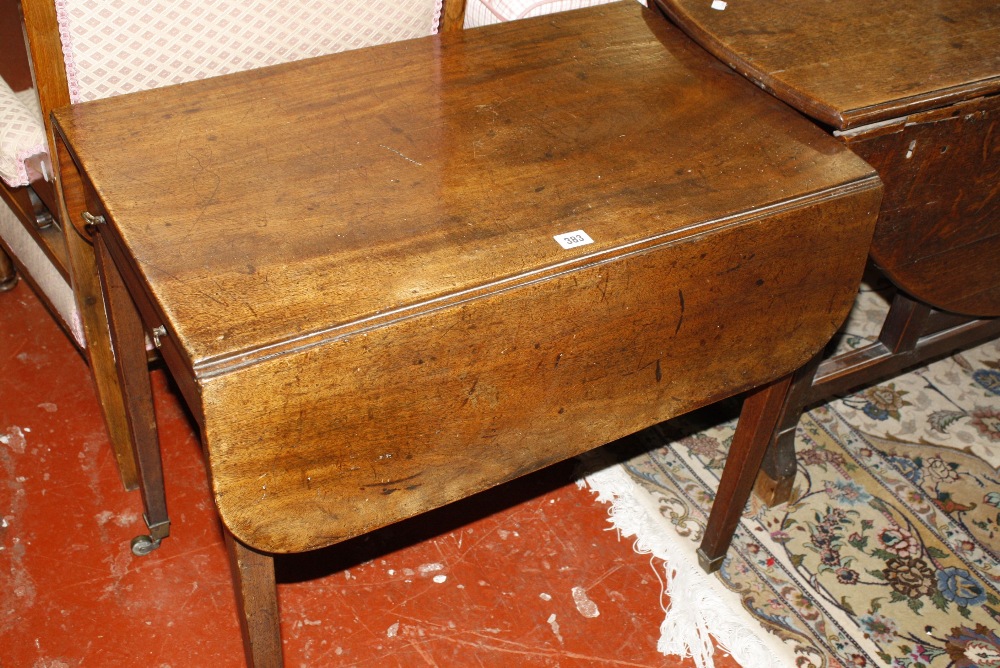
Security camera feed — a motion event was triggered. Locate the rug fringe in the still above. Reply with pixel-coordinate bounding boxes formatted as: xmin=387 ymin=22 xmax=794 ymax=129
xmin=581 ymin=460 xmax=795 ymax=668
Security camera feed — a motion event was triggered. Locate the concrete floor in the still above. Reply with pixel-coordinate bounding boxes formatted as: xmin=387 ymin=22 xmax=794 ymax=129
xmin=0 ymin=277 xmax=743 ymax=667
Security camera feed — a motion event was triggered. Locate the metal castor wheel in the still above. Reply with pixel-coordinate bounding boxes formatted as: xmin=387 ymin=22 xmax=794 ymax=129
xmin=0 ymin=273 xmax=16 ymax=293
xmin=130 ymin=534 xmax=162 ymax=556
xmin=0 ymin=251 xmax=16 ymax=293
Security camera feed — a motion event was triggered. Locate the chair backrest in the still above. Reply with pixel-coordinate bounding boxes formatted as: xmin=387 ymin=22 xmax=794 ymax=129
xmin=55 ymin=0 xmax=458 ymax=103
xmin=22 ymin=0 xmax=466 ymax=136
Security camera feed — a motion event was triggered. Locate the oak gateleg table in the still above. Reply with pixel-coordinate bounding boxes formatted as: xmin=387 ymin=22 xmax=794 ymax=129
xmin=51 ymin=3 xmax=881 ymax=665
xmin=651 ymin=0 xmax=1000 ymax=505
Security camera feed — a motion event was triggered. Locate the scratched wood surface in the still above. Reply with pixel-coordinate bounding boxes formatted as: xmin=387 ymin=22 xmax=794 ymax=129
xmin=54 ymin=2 xmax=881 ymax=553
xmin=653 ymin=0 xmax=1000 ymax=129
xmin=654 ymin=0 xmax=1000 ymax=316
xmin=842 ymin=96 xmax=1000 ymax=315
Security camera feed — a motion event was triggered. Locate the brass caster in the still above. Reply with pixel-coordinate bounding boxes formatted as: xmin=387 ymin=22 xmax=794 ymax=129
xmin=130 ymin=534 xmax=162 ymax=556
xmin=0 ymin=273 xmax=17 ymax=293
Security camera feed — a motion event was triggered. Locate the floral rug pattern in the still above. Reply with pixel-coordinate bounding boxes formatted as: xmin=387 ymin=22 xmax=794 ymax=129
xmin=832 ymin=274 xmax=1000 ymax=469
xmin=612 ymin=280 xmax=1000 ymax=668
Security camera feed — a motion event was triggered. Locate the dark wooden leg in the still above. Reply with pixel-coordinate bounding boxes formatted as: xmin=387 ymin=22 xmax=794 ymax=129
xmin=698 ymin=373 xmax=794 ymax=573
xmin=72 ymin=227 xmax=142 ymax=490
xmin=92 ymin=230 xmax=170 ymax=554
xmin=225 ymin=531 xmax=282 ymax=668
xmin=753 ymin=352 xmax=821 ymax=506
xmin=56 ymin=133 xmax=140 ymax=491
xmin=0 ymin=246 xmax=17 ymax=291
xmin=752 ymin=292 xmax=935 ymax=508
xmin=878 ymin=291 xmax=932 ymax=353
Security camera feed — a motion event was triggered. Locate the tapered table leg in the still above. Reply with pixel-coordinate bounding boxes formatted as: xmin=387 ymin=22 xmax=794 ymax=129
xmin=225 ymin=531 xmax=282 ymax=668
xmin=754 ymin=292 xmax=939 ymax=508
xmin=92 ymin=229 xmax=170 ymax=553
xmin=698 ymin=373 xmax=794 ymax=573
xmin=753 ymin=352 xmax=821 ymax=506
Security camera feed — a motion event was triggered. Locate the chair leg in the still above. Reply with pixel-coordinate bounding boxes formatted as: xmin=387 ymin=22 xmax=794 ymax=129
xmin=698 ymin=373 xmax=794 ymax=573
xmin=92 ymin=231 xmax=170 ymax=554
xmin=0 ymin=246 xmax=17 ymax=291
xmin=225 ymin=531 xmax=282 ymax=668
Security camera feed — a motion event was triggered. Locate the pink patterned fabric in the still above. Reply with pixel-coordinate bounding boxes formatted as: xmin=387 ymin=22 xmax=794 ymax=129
xmin=0 ymin=82 xmax=46 ymax=188
xmin=55 ymin=0 xmax=446 ymax=103
xmin=463 ymin=0 xmax=643 ymax=27
xmin=0 ymin=201 xmax=83 ymax=344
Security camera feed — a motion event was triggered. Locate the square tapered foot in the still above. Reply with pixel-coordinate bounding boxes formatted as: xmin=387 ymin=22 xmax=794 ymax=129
xmin=697 ymin=547 xmax=726 ymax=573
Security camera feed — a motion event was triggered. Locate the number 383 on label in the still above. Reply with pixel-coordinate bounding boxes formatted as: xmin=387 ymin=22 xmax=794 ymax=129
xmin=553 ymin=230 xmax=595 ymax=250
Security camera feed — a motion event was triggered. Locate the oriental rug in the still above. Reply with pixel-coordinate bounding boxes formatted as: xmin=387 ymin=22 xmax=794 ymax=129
xmin=584 ymin=276 xmax=1000 ymax=668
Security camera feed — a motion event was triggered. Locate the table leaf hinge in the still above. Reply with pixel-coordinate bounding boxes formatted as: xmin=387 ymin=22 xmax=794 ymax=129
xmin=81 ymin=211 xmax=106 ymax=234
xmin=151 ymin=325 xmax=167 ymax=349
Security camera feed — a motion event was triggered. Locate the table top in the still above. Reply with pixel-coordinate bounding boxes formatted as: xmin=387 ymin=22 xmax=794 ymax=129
xmin=654 ymin=0 xmax=1000 ymax=130
xmin=53 ymin=2 xmax=883 ymax=554
xmin=54 ymin=1 xmax=873 ymax=378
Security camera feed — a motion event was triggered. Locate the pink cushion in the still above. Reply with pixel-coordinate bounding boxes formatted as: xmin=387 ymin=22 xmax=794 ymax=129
xmin=0 ymin=81 xmax=46 ymax=188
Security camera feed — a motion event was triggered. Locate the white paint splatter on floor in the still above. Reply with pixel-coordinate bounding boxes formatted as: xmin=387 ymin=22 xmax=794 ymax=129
xmin=0 ymin=426 xmax=26 ymax=454
xmin=547 ymin=613 xmax=563 ymax=643
xmin=417 ymin=562 xmax=443 ymax=577
xmin=571 ymin=586 xmax=600 ymax=618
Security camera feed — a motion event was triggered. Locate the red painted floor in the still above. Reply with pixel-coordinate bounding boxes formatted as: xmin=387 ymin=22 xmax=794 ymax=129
xmin=0 ymin=278 xmax=743 ymax=667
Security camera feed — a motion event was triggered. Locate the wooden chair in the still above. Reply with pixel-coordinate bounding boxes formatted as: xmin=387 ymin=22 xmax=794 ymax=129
xmin=1 ymin=0 xmax=468 ymax=501
xmin=0 ymin=0 xmax=74 ymax=330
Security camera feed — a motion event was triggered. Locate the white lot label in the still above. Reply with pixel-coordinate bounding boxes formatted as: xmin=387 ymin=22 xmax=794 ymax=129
xmin=554 ymin=230 xmax=594 ymax=249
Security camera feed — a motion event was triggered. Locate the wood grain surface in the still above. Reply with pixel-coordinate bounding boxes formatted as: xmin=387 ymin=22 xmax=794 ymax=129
xmin=200 ymin=188 xmax=880 ymax=552
xmin=654 ymin=0 xmax=1000 ymax=130
xmin=54 ymin=2 xmax=875 ymax=368
xmin=654 ymin=0 xmax=1000 ymax=316
xmin=54 ymin=2 xmax=881 ymax=553
xmin=0 ymin=0 xmax=33 ymax=91
xmin=843 ymin=96 xmax=1000 ymax=315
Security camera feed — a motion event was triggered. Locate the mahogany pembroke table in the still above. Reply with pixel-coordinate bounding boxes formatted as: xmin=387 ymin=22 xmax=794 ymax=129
xmin=51 ymin=3 xmax=881 ymax=665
